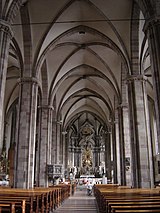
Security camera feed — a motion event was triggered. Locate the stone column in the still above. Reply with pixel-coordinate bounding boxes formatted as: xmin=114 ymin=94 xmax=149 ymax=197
xmin=0 ymin=20 xmax=13 ymax=148
xmin=94 ymin=147 xmax=100 ymax=167
xmin=78 ymin=148 xmax=82 ymax=168
xmin=114 ymin=110 xmax=122 ymax=185
xmin=121 ymin=62 xmax=132 ymax=186
xmin=72 ymin=137 xmax=78 ymax=168
xmin=15 ymin=77 xmax=38 ymax=188
xmin=73 ymin=138 xmax=81 ymax=170
xmin=10 ymin=105 xmax=17 ymax=146
xmin=105 ymin=132 xmax=112 ymax=180
xmin=144 ymin=19 xmax=160 ymax=154
xmin=51 ymin=103 xmax=57 ymax=165
xmin=74 ymin=147 xmax=79 ymax=167
xmin=56 ymin=123 xmax=62 ymax=164
xmin=69 ymin=137 xmax=75 ymax=168
xmin=38 ymin=105 xmax=53 ymax=187
xmin=111 ymin=123 xmax=117 ymax=183
xmin=48 ymin=106 xmax=53 ymax=164
xmin=127 ymin=75 xmax=151 ymax=188
xmin=62 ymin=132 xmax=67 ymax=170
xmin=143 ymin=79 xmax=155 ymax=188
xmin=95 ymin=135 xmax=101 ymax=166
xmin=93 ymin=146 xmax=100 ymax=176
xmin=64 ymin=132 xmax=69 ymax=177
xmin=117 ymin=105 xmax=126 ymax=185
xmin=127 ymin=78 xmax=139 ymax=187
xmin=120 ymin=103 xmax=131 ymax=186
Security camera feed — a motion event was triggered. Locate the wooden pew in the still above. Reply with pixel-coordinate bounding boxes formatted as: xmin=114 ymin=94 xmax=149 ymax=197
xmin=0 ymin=203 xmax=16 ymax=213
xmin=115 ymin=209 xmax=160 ymax=212
xmin=105 ymin=198 xmax=160 ymax=213
xmin=49 ymin=184 xmax=71 ymax=209
xmin=35 ymin=186 xmax=62 ymax=211
xmin=93 ymin=185 xmax=160 ymax=213
xmin=0 ymin=190 xmax=41 ymax=213
xmin=0 ymin=184 xmax=70 ymax=213
xmin=111 ymin=204 xmax=160 ymax=213
xmin=93 ymin=184 xmax=120 ymax=212
xmin=50 ymin=186 xmax=63 ymax=208
xmin=0 ymin=188 xmax=54 ymax=213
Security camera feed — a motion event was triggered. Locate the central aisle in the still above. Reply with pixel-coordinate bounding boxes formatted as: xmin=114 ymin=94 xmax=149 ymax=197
xmin=53 ymin=186 xmax=99 ymax=213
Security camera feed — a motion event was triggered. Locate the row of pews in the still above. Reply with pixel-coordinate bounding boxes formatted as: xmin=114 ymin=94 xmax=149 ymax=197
xmin=93 ymin=184 xmax=160 ymax=213
xmin=0 ymin=183 xmax=74 ymax=212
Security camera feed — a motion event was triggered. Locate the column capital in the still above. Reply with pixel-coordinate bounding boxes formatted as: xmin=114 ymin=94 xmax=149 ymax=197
xmin=38 ymin=105 xmax=54 ymax=110
xmin=0 ymin=19 xmax=13 ymax=38
xmin=71 ymin=136 xmax=78 ymax=140
xmin=143 ymin=16 xmax=160 ymax=33
xmin=104 ymin=131 xmax=111 ymax=135
xmin=17 ymin=77 xmax=40 ymax=86
xmin=117 ymin=103 xmax=128 ymax=109
xmin=125 ymin=75 xmax=147 ymax=84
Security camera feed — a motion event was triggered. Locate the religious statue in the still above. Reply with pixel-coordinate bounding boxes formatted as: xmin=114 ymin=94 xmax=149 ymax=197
xmin=82 ymin=146 xmax=92 ymax=167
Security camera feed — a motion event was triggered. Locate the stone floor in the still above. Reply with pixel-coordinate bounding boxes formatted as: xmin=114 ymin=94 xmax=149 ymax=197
xmin=53 ymin=186 xmax=99 ymax=212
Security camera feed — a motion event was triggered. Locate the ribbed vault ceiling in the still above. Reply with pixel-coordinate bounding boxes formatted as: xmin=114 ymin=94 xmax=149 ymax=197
xmin=7 ymin=0 xmax=151 ymax=132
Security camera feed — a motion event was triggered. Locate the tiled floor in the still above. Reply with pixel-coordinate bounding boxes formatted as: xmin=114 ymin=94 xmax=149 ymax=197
xmin=53 ymin=186 xmax=99 ymax=212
